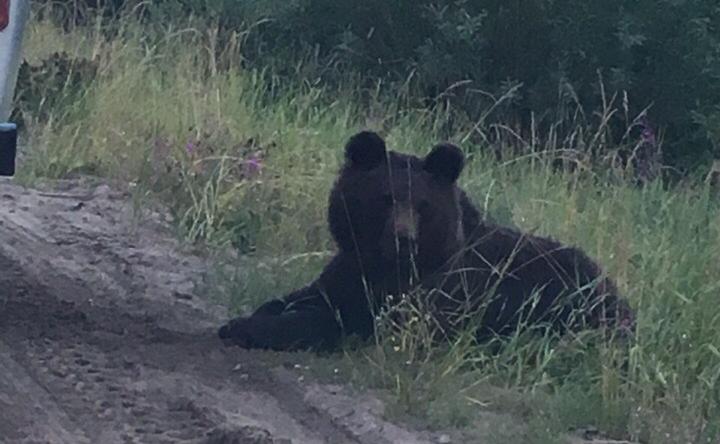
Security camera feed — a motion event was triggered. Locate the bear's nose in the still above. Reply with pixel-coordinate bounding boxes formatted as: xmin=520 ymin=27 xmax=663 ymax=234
xmin=392 ymin=204 xmax=417 ymax=239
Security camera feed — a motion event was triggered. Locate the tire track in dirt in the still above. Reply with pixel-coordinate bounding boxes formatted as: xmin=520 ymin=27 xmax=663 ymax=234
xmin=0 ymin=179 xmax=433 ymax=444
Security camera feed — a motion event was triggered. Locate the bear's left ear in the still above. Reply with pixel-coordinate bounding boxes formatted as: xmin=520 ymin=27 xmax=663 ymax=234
xmin=423 ymin=143 xmax=465 ymax=183
xmin=344 ymin=131 xmax=387 ymax=170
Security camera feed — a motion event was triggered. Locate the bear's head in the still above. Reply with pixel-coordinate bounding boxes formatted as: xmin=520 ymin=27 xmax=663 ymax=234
xmin=328 ymin=131 xmax=466 ymax=278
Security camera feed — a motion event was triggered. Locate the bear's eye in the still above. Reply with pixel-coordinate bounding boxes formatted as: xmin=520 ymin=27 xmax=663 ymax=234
xmin=379 ymin=194 xmax=394 ymax=208
xmin=417 ymin=200 xmax=432 ymax=217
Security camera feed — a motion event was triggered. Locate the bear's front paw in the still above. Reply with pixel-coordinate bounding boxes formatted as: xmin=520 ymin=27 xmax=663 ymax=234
xmin=218 ymin=317 xmax=256 ymax=348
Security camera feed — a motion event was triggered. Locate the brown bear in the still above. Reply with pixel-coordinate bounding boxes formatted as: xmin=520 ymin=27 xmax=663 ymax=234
xmin=218 ymin=131 xmax=634 ymax=351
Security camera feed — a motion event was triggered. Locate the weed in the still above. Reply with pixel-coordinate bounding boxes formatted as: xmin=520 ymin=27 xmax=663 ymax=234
xmin=14 ymin=6 xmax=720 ymax=443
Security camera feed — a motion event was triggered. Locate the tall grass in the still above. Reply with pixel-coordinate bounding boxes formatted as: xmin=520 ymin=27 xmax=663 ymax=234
xmin=16 ymin=7 xmax=720 ymax=443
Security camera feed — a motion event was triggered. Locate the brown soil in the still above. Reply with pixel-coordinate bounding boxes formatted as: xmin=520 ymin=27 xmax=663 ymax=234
xmin=0 ymin=178 xmax=435 ymax=444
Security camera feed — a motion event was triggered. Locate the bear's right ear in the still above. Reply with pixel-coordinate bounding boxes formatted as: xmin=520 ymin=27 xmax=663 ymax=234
xmin=423 ymin=143 xmax=464 ymax=183
xmin=344 ymin=131 xmax=387 ymax=170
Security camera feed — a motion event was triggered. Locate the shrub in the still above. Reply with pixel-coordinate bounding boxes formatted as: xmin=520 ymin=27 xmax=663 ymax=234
xmin=137 ymin=0 xmax=720 ymax=173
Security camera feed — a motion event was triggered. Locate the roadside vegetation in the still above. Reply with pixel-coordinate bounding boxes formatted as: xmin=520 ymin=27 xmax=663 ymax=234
xmin=12 ymin=3 xmax=720 ymax=443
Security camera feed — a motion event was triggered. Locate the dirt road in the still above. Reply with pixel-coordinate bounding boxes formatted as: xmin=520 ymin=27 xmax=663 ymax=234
xmin=0 ymin=178 xmax=434 ymax=444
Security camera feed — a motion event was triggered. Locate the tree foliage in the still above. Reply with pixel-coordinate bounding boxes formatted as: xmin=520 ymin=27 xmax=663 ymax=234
xmin=39 ymin=0 xmax=720 ymax=171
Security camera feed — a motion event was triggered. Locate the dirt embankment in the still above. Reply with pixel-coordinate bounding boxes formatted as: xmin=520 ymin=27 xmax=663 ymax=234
xmin=0 ymin=178 xmax=437 ymax=444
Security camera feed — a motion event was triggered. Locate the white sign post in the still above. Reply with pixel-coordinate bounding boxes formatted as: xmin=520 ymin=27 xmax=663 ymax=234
xmin=0 ymin=0 xmax=30 ymax=176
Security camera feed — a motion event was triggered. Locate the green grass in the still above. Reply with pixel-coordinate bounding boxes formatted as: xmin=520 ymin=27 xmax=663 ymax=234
xmin=15 ymin=7 xmax=720 ymax=444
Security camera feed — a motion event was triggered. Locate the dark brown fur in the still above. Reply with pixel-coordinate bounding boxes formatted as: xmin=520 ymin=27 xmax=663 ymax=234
xmin=218 ymin=131 xmax=634 ymax=350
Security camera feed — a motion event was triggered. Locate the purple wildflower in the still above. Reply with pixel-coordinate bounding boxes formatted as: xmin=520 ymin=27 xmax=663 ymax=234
xmin=243 ymin=154 xmax=263 ymax=177
xmin=186 ymin=140 xmax=197 ymax=155
xmin=640 ymin=117 xmax=656 ymax=147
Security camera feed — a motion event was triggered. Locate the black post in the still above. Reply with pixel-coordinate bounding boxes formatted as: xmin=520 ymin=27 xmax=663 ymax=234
xmin=0 ymin=122 xmax=17 ymax=176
